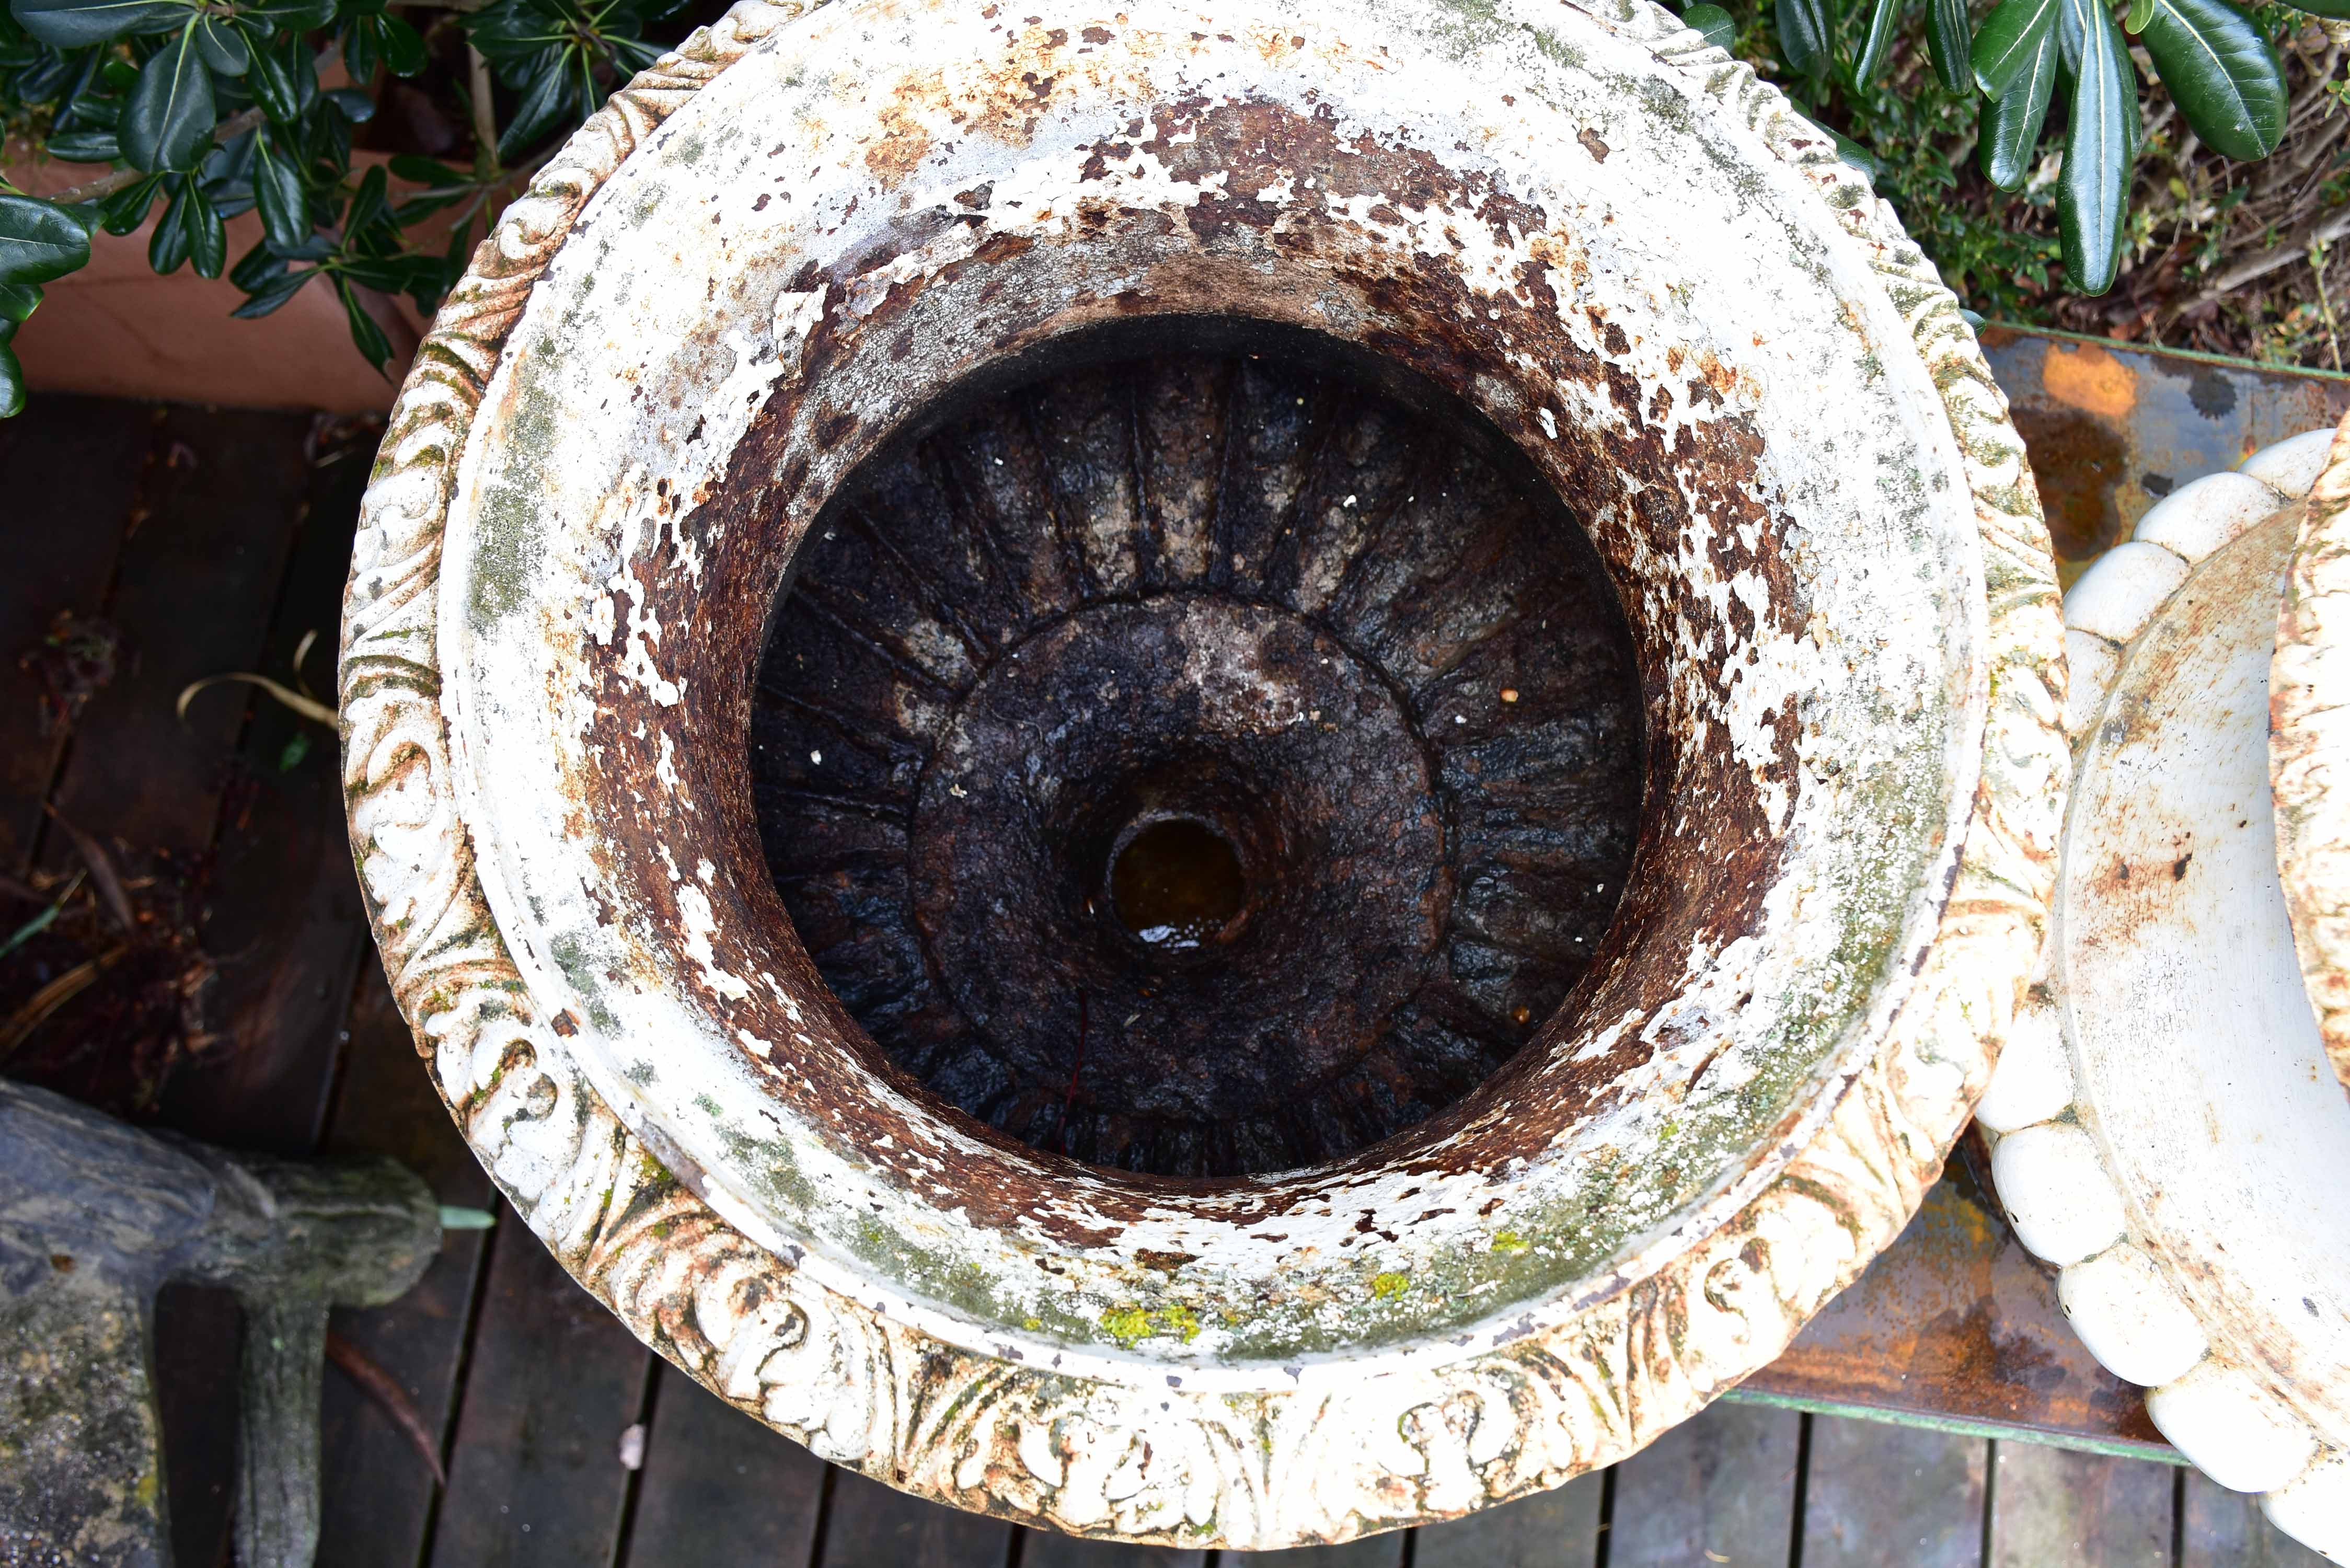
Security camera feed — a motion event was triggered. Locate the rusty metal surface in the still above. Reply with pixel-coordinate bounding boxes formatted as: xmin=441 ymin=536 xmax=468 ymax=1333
xmin=755 ymin=343 xmax=1641 ymax=1178
xmin=1980 ymin=329 xmax=2350 ymax=586
xmin=1744 ymin=1134 xmax=2170 ymax=1458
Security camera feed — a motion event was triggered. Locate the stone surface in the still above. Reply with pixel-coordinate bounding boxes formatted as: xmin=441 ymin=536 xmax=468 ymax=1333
xmin=0 ymin=1079 xmax=438 ymax=1567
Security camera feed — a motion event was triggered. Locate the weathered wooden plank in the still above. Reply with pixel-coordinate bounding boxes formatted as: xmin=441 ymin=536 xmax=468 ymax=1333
xmin=1411 ymin=1476 xmax=1603 ymax=1567
xmin=1228 ymin=1527 xmax=1408 ymax=1566
xmin=818 ymin=1468 xmax=1015 ymax=1567
xmin=170 ymin=414 xmax=381 ymax=1151
xmin=1015 ymin=1526 xmax=1209 ymax=1566
xmin=1986 ymin=1442 xmax=2174 ymax=1567
xmin=426 ymin=1208 xmax=651 ymax=1568
xmin=623 ymin=1366 xmax=828 ymax=1568
xmin=2181 ymin=1468 xmax=2330 ymax=1566
xmin=314 ymin=963 xmax=497 ymax=1568
xmin=48 ymin=406 xmax=315 ymax=1568
xmin=150 ymin=1281 xmax=243 ymax=1568
xmin=1607 ymin=1402 xmax=1800 ymax=1568
xmin=0 ymin=395 xmax=149 ymax=871
xmin=1799 ymin=1414 xmax=1986 ymax=1568
xmin=41 ymin=407 xmax=311 ymax=860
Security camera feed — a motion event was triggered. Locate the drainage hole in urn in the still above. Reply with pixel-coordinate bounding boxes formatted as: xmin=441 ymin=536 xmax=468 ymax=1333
xmin=1111 ymin=818 xmax=1248 ymax=950
xmin=752 ymin=328 xmax=1645 ymax=1179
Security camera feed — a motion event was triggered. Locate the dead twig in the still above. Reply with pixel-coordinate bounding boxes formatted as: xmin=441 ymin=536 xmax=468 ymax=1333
xmin=324 ymin=1332 xmax=448 ymax=1487
xmin=44 ymin=809 xmax=135 ymax=936
xmin=2197 ymin=206 xmax=2350 ymax=301
xmin=0 ymin=946 xmax=126 ymax=1063
xmin=177 ymin=672 xmax=337 ymax=729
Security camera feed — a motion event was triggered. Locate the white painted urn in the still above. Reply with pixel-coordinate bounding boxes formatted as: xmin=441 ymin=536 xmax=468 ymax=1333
xmin=1980 ymin=421 xmax=2350 ymax=1561
xmin=338 ymin=0 xmax=2064 ymax=1547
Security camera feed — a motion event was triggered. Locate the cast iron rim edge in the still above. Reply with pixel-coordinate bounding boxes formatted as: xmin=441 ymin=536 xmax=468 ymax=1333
xmin=336 ymin=0 xmax=2065 ymax=1544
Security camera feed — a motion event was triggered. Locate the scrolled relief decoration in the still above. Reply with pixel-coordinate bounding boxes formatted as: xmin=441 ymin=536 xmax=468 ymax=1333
xmin=341 ymin=0 xmax=2064 ymax=1547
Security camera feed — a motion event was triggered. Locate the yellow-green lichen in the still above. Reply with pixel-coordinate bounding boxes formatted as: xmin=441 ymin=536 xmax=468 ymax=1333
xmin=1101 ymin=1303 xmax=1203 ymax=1346
xmin=1370 ymin=1271 xmax=1410 ymax=1300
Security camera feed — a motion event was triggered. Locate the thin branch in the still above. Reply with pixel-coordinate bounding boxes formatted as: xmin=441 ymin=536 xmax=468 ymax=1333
xmin=467 ymin=44 xmax=500 ymax=169
xmin=2197 ymin=205 xmax=2350 ymax=300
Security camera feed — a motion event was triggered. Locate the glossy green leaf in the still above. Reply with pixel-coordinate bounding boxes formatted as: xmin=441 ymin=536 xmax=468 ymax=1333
xmin=1926 ymin=0 xmax=1973 ymax=90
xmin=496 ymin=60 xmax=569 ymax=159
xmin=186 ymin=189 xmax=222 ymax=275
xmin=1 ymin=341 xmax=25 ymax=419
xmin=2140 ymin=0 xmax=2285 ymax=162
xmin=1978 ymin=22 xmax=2057 ymax=189
xmin=1681 ymin=1 xmax=1737 ymax=47
xmin=2124 ymin=0 xmax=2152 ymax=31
xmin=146 ymin=189 xmax=187 ymax=272
xmin=342 ymin=163 xmax=390 ymax=240
xmin=1854 ymin=0 xmax=1903 ymax=83
xmin=1777 ymin=0 xmax=1833 ymax=77
xmin=43 ymin=127 xmax=120 ymax=162
xmin=244 ymin=38 xmax=302 ymax=121
xmin=251 ymin=139 xmax=307 ymax=250
xmin=120 ymin=22 xmax=216 ymax=171
xmin=10 ymin=0 xmax=188 ymax=48
xmin=374 ymin=13 xmax=423 ymax=75
xmin=94 ymin=172 xmax=162 ymax=235
xmin=0 ymin=281 xmax=42 ymax=324
xmin=190 ymin=13 xmax=244 ymax=73
xmin=0 ymin=192 xmax=91 ymax=284
xmin=337 ymin=278 xmax=391 ymax=372
xmin=2059 ymin=0 xmax=2134 ymax=294
xmin=1972 ymin=0 xmax=2057 ymax=98
xmin=232 ymin=267 xmax=312 ymax=314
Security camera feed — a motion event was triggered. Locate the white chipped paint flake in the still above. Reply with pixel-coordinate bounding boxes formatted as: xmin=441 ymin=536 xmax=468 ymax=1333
xmin=677 ymin=882 xmax=754 ymax=1001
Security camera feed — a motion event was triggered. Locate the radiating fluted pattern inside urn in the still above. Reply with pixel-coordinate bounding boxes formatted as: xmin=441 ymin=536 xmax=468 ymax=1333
xmin=752 ymin=345 xmax=1643 ymax=1177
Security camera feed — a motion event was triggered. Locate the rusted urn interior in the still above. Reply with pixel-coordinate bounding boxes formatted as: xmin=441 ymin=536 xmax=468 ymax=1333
xmin=756 ymin=330 xmax=1642 ymax=1179
xmin=347 ymin=0 xmax=2062 ymax=1545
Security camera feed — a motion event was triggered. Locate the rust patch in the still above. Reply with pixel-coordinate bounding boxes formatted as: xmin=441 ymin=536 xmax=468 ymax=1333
xmin=2012 ymin=405 xmax=2127 ymax=563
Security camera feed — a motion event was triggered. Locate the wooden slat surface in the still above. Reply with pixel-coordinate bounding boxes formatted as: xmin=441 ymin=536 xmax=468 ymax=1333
xmin=1018 ymin=1528 xmax=1211 ymax=1566
xmin=624 ymin=1367 xmax=831 ymax=1568
xmin=1799 ymin=1416 xmax=1987 ymax=1568
xmin=1411 ymin=1476 xmax=1602 ymax=1568
xmin=1987 ymin=1443 xmax=2175 ymax=1568
xmin=0 ymin=395 xmax=147 ymax=871
xmin=171 ymin=417 xmax=380 ymax=1152
xmin=426 ymin=1209 xmax=651 ymax=1568
xmin=1608 ymin=1402 xmax=1802 ymax=1567
xmin=39 ymin=407 xmax=309 ymax=865
xmin=315 ymin=964 xmax=497 ymax=1568
xmin=2180 ymin=1469 xmax=2331 ymax=1567
xmin=818 ymin=1470 xmax=1016 ymax=1568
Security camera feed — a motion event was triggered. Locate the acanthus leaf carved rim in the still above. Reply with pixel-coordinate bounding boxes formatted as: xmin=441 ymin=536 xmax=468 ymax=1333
xmin=339 ymin=0 xmax=2065 ymax=1546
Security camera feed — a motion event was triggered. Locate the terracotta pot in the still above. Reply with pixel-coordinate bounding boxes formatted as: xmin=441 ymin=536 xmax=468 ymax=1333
xmin=339 ymin=0 xmax=2064 ymax=1546
xmin=3 ymin=145 xmax=420 ymax=413
xmin=1977 ymin=422 xmax=2350 ymax=1560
